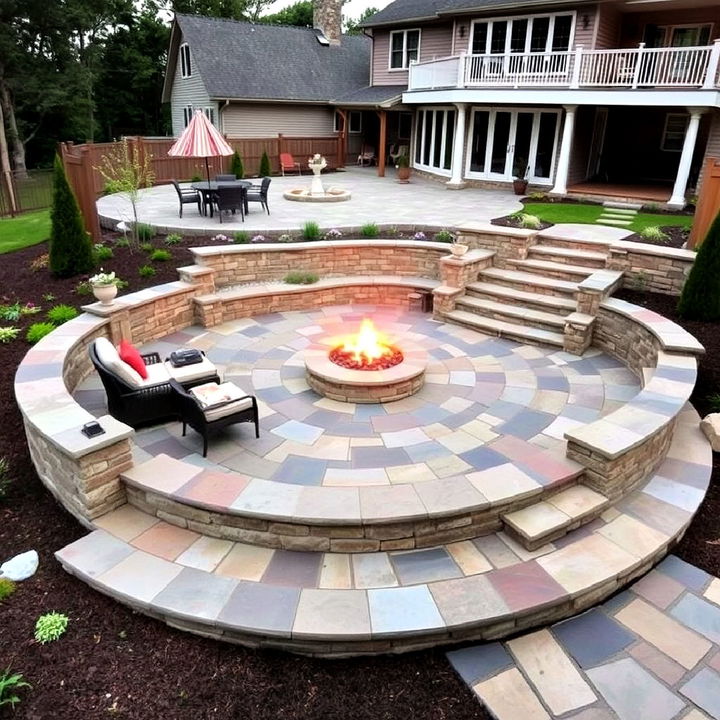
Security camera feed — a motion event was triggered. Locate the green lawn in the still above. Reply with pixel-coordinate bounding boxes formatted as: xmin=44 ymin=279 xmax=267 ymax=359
xmin=522 ymin=202 xmax=694 ymax=233
xmin=0 ymin=209 xmax=51 ymax=254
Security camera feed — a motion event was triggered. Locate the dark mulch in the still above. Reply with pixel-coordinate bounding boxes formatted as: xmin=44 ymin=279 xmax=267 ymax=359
xmin=0 ymin=239 xmax=487 ymax=719
xmin=620 ymin=226 xmax=690 ymax=249
xmin=490 ymin=215 xmax=553 ymax=231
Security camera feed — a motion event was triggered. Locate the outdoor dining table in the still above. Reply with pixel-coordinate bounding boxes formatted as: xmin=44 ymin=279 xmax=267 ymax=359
xmin=191 ymin=180 xmax=252 ymax=217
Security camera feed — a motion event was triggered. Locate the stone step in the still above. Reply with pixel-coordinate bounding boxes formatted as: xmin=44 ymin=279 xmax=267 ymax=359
xmin=527 ymin=245 xmax=608 ymax=268
xmin=444 ymin=309 xmax=566 ymax=348
xmin=535 ymin=234 xmax=612 ymax=254
xmin=600 ymin=209 xmax=637 ymax=218
xmin=603 ymin=201 xmax=643 ymax=210
xmin=597 ymin=218 xmax=633 ymax=227
xmin=501 ymin=485 xmax=610 ymax=551
xmin=509 ymin=259 xmax=597 ymax=281
xmin=465 ymin=281 xmax=577 ymax=314
xmin=478 ymin=267 xmax=578 ymax=297
xmin=455 ymin=295 xmax=568 ymax=332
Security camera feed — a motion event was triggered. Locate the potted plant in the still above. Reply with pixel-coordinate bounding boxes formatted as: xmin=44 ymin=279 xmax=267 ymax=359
xmin=512 ymin=157 xmax=529 ymax=196
xmin=396 ymin=154 xmax=411 ymax=183
xmin=89 ymin=269 xmax=123 ymax=306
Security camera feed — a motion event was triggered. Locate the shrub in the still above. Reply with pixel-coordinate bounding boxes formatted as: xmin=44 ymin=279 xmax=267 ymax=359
xmin=49 ymin=155 xmax=95 ymax=278
xmin=26 ymin=322 xmax=55 ymax=344
xmin=435 ymin=230 xmax=455 ymax=243
xmin=638 ymin=225 xmax=668 ymax=243
xmin=94 ymin=244 xmax=114 ymax=261
xmin=114 ymin=236 xmax=130 ymax=248
xmin=0 ymin=327 xmax=20 ymax=344
xmin=74 ymin=281 xmax=92 ymax=296
xmin=233 ymin=231 xmax=250 ymax=244
xmin=519 ymin=213 xmax=542 ymax=229
xmin=136 ymin=223 xmax=155 ymax=243
xmin=0 ymin=578 xmax=16 ymax=601
xmin=231 ymin=151 xmax=244 ymax=179
xmin=0 ymin=667 xmax=31 ymax=710
xmin=34 ymin=612 xmax=69 ymax=644
xmin=47 ymin=304 xmax=78 ymax=326
xmin=678 ymin=210 xmax=720 ymax=320
xmin=302 ymin=221 xmax=321 ymax=240
xmin=138 ymin=264 xmax=156 ymax=278
xmin=361 ymin=223 xmax=379 ymax=238
xmin=164 ymin=233 xmax=182 ymax=245
xmin=139 ymin=242 xmax=153 ymax=253
xmin=284 ymin=271 xmax=319 ymax=285
xmin=190 ymin=173 xmax=202 ymax=182
xmin=0 ymin=303 xmax=21 ymax=322
xmin=259 ymin=151 xmax=271 ymax=178
xmin=0 ymin=457 xmax=10 ymax=499
xmin=150 ymin=249 xmax=172 ymax=262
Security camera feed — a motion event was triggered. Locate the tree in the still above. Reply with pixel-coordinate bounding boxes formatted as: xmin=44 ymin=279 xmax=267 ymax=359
xmin=259 ymin=151 xmax=271 ymax=177
xmin=677 ymin=211 xmax=720 ymax=321
xmin=260 ymin=1 xmax=313 ymax=27
xmin=231 ymin=151 xmax=244 ymax=179
xmin=345 ymin=7 xmax=379 ymax=34
xmin=49 ymin=155 xmax=95 ymax=277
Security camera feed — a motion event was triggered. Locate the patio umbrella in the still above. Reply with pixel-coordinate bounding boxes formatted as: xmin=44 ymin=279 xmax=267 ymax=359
xmin=167 ymin=109 xmax=234 ymax=184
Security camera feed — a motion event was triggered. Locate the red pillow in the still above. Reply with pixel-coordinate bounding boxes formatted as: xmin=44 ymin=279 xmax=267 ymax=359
xmin=118 ymin=340 xmax=148 ymax=379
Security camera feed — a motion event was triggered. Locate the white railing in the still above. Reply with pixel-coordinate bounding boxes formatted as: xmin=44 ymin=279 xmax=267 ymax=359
xmin=407 ymin=41 xmax=720 ymax=91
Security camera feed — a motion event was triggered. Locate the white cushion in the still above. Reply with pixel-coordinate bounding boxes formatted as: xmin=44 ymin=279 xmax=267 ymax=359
xmin=94 ymin=337 xmax=143 ymax=387
xmin=138 ymin=362 xmax=171 ymax=387
xmin=164 ymin=357 xmax=218 ymax=384
xmin=204 ymin=396 xmax=254 ymax=422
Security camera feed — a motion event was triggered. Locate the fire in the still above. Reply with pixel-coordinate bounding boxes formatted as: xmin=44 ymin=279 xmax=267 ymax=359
xmin=330 ymin=318 xmax=403 ymax=371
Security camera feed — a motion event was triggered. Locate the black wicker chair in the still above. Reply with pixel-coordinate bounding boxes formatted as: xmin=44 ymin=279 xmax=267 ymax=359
xmin=171 ymin=180 xmax=201 ymax=219
xmin=246 ymin=177 xmax=271 ymax=215
xmin=214 ymin=185 xmax=246 ymax=223
xmin=90 ymin=343 xmax=179 ymax=428
xmin=170 ymin=380 xmax=259 ymax=457
xmin=214 ymin=174 xmax=237 ymax=181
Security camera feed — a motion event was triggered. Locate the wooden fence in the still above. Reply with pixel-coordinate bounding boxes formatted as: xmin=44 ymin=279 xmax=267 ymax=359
xmin=690 ymin=156 xmax=720 ymax=248
xmin=0 ymin=169 xmax=54 ymax=217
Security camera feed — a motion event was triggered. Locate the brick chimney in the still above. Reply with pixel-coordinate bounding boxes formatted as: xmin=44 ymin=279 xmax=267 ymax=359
xmin=313 ymin=0 xmax=342 ymax=45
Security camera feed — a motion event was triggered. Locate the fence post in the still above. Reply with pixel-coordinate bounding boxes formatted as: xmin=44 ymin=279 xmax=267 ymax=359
xmin=570 ymin=46 xmax=583 ymax=89
xmin=702 ymin=39 xmax=720 ymax=89
xmin=79 ymin=146 xmax=102 ymax=242
xmin=632 ymin=43 xmax=645 ymax=89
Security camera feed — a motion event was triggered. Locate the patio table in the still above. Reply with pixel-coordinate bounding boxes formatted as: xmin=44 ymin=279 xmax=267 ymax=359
xmin=191 ymin=180 xmax=251 ymax=217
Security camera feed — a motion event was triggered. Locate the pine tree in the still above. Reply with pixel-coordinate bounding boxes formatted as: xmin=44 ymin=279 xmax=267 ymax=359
xmin=259 ymin=150 xmax=271 ymax=178
xmin=49 ymin=154 xmax=95 ymax=278
xmin=231 ymin=151 xmax=244 ymax=179
xmin=678 ymin=210 xmax=720 ymax=321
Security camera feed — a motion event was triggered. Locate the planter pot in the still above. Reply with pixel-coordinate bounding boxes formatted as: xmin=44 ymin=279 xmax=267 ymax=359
xmin=92 ymin=284 xmax=118 ymax=306
xmin=397 ymin=166 xmax=411 ymax=183
xmin=513 ymin=179 xmax=529 ymax=196
xmin=451 ymin=243 xmax=469 ymax=257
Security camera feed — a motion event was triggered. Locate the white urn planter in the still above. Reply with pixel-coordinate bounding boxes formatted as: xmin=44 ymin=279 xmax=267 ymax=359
xmin=450 ymin=243 xmax=469 ymax=257
xmin=92 ymin=284 xmax=118 ymax=306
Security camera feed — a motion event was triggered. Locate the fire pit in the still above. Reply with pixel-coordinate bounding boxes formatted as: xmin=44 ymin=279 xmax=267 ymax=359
xmin=304 ymin=319 xmax=427 ymax=403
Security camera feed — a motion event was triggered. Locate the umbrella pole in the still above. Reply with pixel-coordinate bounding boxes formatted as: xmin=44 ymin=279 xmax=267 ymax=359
xmin=205 ymin=157 xmax=211 ymax=185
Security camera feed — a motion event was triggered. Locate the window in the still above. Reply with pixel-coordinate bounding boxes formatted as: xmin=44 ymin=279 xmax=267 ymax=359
xmin=471 ymin=12 xmax=575 ymax=56
xmin=333 ymin=111 xmax=362 ymax=133
xmin=389 ymin=29 xmax=421 ymax=69
xmin=204 ymin=107 xmax=215 ymax=125
xmin=661 ymin=113 xmax=688 ymax=152
xmin=183 ymin=105 xmax=194 ymax=127
xmin=644 ymin=23 xmax=712 ymax=48
xmin=180 ymin=43 xmax=192 ymax=78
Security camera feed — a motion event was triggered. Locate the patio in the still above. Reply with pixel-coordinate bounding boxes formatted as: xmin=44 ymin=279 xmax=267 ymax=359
xmin=96 ymin=166 xmax=524 ymax=234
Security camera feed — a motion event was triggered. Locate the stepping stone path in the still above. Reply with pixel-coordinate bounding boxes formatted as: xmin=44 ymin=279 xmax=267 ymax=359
xmin=596 ymin=202 xmax=641 ymax=229
xmin=448 ymin=555 xmax=720 ymax=719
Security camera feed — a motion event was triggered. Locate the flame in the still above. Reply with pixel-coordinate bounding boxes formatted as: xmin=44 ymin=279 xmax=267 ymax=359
xmin=339 ymin=319 xmax=393 ymax=364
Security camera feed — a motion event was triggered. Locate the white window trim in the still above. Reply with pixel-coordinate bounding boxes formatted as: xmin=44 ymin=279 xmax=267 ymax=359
xmin=470 ymin=11 xmax=577 ymax=56
xmin=414 ymin=106 xmax=455 ymax=177
xmin=661 ymin=112 xmax=689 ymax=152
xmin=388 ymin=28 xmax=422 ymax=71
xmin=203 ymin=106 xmax=215 ymax=125
xmin=180 ymin=43 xmax=192 ymax=78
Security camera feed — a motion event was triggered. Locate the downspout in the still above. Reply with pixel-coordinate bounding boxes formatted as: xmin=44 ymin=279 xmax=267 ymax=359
xmin=220 ymin=99 xmax=230 ymax=133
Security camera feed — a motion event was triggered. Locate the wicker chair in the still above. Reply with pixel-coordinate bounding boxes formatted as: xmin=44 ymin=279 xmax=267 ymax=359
xmin=170 ymin=380 xmax=259 ymax=457
xmin=171 ymin=180 xmax=201 ymax=218
xmin=214 ymin=185 xmax=245 ymax=223
xmin=90 ymin=341 xmax=179 ymax=428
xmin=246 ymin=177 xmax=271 ymax=215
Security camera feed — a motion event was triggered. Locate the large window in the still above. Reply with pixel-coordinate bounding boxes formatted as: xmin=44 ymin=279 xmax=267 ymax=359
xmin=471 ymin=12 xmax=575 ymax=55
xmin=414 ymin=108 xmax=455 ymax=175
xmin=180 ymin=43 xmax=192 ymax=78
xmin=389 ymin=29 xmax=421 ymax=69
xmin=183 ymin=105 xmax=194 ymax=127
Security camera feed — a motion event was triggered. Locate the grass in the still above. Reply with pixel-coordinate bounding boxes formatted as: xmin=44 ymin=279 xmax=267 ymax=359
xmin=0 ymin=209 xmax=51 ymax=254
xmin=522 ymin=203 xmax=694 ymax=233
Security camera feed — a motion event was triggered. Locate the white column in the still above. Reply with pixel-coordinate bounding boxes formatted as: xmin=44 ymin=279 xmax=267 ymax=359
xmin=447 ymin=103 xmax=468 ymax=189
xmin=551 ymin=105 xmax=577 ymax=196
xmin=668 ymin=108 xmax=705 ymax=209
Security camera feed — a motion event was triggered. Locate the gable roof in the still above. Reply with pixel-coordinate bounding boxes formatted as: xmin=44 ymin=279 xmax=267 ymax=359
xmin=164 ymin=14 xmax=370 ymax=104
xmin=362 ymin=0 xmax=595 ymax=27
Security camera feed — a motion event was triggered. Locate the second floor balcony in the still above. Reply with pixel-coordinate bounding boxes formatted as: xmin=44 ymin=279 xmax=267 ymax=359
xmin=408 ymin=42 xmax=720 ymax=93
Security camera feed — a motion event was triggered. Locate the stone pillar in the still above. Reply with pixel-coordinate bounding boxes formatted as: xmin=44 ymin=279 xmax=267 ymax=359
xmin=563 ymin=312 xmax=595 ymax=356
xmin=550 ymin=105 xmax=577 ymax=196
xmin=446 ymin=103 xmax=468 ymax=190
xmin=313 ymin=0 xmax=342 ymax=45
xmin=668 ymin=108 xmax=705 ymax=210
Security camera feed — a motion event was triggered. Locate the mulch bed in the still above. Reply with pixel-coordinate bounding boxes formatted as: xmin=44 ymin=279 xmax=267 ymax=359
xmin=620 ymin=226 xmax=689 ymax=249
xmin=490 ymin=215 xmax=553 ymax=231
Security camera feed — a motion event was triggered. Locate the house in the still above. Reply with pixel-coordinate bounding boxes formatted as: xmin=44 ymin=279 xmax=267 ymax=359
xmin=164 ymin=0 xmax=720 ymax=206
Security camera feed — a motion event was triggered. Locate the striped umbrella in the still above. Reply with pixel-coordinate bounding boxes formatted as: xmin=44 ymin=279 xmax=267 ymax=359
xmin=168 ymin=109 xmax=234 ymax=184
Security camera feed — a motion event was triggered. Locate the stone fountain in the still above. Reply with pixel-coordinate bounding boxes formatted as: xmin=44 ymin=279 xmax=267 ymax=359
xmin=283 ymin=153 xmax=351 ymax=203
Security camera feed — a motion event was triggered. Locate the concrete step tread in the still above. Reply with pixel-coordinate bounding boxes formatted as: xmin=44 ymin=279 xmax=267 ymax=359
xmin=527 ymin=245 xmax=608 ymax=263
xmin=445 ymin=310 xmax=566 ymax=346
xmin=466 ymin=282 xmax=577 ymax=311
xmin=479 ymin=267 xmax=578 ymax=293
xmin=455 ymin=296 xmax=568 ymax=328
xmin=598 ymin=219 xmax=633 ymax=226
xmin=510 ymin=259 xmax=597 ymax=278
xmin=603 ymin=201 xmax=643 ymax=210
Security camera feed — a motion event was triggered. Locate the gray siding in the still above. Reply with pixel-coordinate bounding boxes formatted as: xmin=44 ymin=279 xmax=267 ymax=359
xmin=221 ymin=103 xmax=335 ymax=137
xmin=170 ymin=38 xmax=217 ymax=136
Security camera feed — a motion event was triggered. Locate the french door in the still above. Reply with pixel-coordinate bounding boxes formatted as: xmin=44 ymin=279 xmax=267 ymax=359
xmin=414 ymin=107 xmax=456 ymax=176
xmin=465 ymin=108 xmax=560 ymax=184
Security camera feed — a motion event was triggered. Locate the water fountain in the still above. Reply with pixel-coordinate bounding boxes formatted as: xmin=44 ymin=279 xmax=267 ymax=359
xmin=283 ymin=153 xmax=352 ymax=203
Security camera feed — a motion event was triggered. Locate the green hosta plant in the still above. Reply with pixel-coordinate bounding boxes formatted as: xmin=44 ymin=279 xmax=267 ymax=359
xmin=0 ymin=668 xmax=31 ymax=710
xmin=94 ymin=244 xmax=114 ymax=261
xmin=47 ymin=305 xmax=79 ymax=326
xmin=34 ymin=612 xmax=69 ymax=644
xmin=26 ymin=322 xmax=56 ymax=345
xmin=0 ymin=578 xmax=16 ymax=601
xmin=164 ymin=233 xmax=182 ymax=245
xmin=0 ymin=327 xmax=20 ymax=344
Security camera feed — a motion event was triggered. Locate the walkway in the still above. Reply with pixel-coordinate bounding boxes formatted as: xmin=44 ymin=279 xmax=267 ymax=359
xmin=96 ymin=167 xmax=523 ymax=234
xmin=449 ymin=555 xmax=720 ymax=720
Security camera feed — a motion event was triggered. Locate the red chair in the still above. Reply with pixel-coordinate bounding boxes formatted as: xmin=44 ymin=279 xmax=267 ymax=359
xmin=280 ymin=153 xmax=301 ymax=176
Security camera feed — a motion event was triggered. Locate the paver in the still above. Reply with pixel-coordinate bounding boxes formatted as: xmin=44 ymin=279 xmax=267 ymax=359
xmin=679 ymin=668 xmax=720 ymax=719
